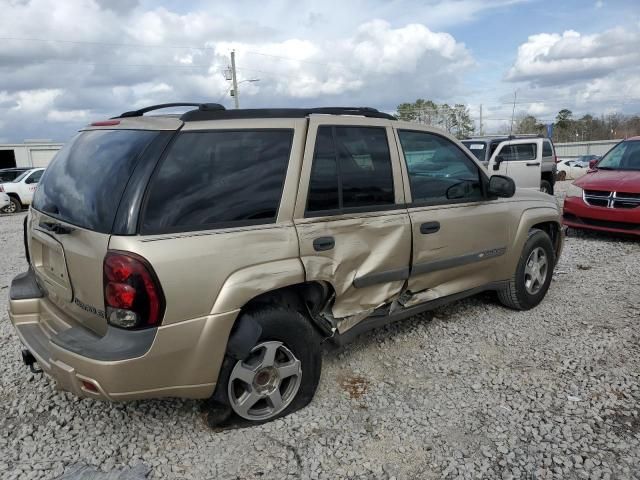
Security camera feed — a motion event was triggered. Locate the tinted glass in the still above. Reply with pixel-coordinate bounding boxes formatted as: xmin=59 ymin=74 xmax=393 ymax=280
xmin=33 ymin=130 xmax=157 ymax=232
xmin=399 ymin=130 xmax=482 ymax=203
xmin=461 ymin=141 xmax=487 ymax=161
xmin=336 ymin=127 xmax=394 ymax=208
xmin=26 ymin=170 xmax=43 ymax=183
xmin=497 ymin=143 xmax=536 ymax=161
xmin=307 ymin=127 xmax=339 ymax=212
xmin=306 ymin=126 xmax=395 ymax=213
xmin=143 ymin=130 xmax=292 ymax=233
xmin=543 ymin=141 xmax=553 ymax=157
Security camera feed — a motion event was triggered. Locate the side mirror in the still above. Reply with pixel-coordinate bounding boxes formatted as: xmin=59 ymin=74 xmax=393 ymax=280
xmin=488 ymin=175 xmax=516 ymax=198
xmin=492 ymin=155 xmax=504 ymax=171
xmin=589 ymin=159 xmax=598 ymax=169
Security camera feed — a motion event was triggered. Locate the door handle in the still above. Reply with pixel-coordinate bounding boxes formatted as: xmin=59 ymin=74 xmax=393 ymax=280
xmin=420 ymin=222 xmax=440 ymax=234
xmin=526 ymin=162 xmax=541 ymax=166
xmin=313 ymin=236 xmax=335 ymax=251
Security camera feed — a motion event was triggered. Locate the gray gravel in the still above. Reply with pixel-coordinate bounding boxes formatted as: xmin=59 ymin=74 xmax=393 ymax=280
xmin=1 ymin=185 xmax=639 ymax=479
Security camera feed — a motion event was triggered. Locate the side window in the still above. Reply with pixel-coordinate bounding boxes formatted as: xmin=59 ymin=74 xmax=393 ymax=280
xmin=398 ymin=130 xmax=483 ymax=204
xmin=26 ymin=170 xmax=43 ymax=184
xmin=497 ymin=143 xmax=537 ymax=161
xmin=142 ymin=130 xmax=293 ymax=233
xmin=306 ymin=126 xmax=395 ymax=214
xmin=543 ymin=141 xmax=553 ymax=157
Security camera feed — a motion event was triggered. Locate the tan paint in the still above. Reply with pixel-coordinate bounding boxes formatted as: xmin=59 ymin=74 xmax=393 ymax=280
xmin=10 ymin=111 xmax=564 ymax=403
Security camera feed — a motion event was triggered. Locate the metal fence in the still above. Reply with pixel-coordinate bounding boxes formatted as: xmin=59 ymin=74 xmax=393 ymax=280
xmin=554 ymin=139 xmax=620 ymax=159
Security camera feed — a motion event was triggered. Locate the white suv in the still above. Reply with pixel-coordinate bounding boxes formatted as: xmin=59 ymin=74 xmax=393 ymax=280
xmin=0 ymin=168 xmax=45 ymax=213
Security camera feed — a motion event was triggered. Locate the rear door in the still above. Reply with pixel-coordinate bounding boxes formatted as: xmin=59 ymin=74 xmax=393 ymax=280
xmin=29 ymin=129 xmax=163 ymax=335
xmin=395 ymin=128 xmax=509 ymax=302
xmin=489 ymin=139 xmax=542 ymax=189
xmin=21 ymin=169 xmax=43 ymax=204
xmin=294 ymin=116 xmax=411 ymax=330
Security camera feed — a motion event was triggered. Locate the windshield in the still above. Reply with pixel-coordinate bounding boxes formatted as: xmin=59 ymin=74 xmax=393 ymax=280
xmin=597 ymin=141 xmax=640 ymax=171
xmin=12 ymin=170 xmax=31 ymax=182
xmin=461 ymin=141 xmax=486 ymax=161
xmin=33 ymin=129 xmax=159 ymax=232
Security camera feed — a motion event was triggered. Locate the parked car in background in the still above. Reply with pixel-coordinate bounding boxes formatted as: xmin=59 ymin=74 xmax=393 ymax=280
xmin=0 ymin=192 xmax=10 ymax=212
xmin=0 ymin=167 xmax=30 ymax=183
xmin=9 ymin=104 xmax=563 ymax=427
xmin=463 ymin=135 xmax=556 ymax=194
xmin=0 ymin=168 xmax=45 ymax=213
xmin=556 ymin=158 xmax=589 ymax=181
xmin=563 ymin=137 xmax=640 ymax=235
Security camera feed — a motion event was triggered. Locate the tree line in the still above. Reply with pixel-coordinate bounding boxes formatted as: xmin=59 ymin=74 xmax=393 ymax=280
xmin=395 ymin=99 xmax=640 ymax=143
xmin=514 ymin=110 xmax=640 ymax=143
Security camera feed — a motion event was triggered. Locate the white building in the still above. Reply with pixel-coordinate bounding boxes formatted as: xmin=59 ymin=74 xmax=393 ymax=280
xmin=0 ymin=140 xmax=63 ymax=169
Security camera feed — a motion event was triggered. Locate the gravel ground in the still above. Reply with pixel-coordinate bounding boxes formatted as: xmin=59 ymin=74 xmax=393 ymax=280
xmin=1 ymin=184 xmax=639 ymax=480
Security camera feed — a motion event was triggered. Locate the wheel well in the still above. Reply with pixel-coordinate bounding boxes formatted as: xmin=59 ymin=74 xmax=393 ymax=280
xmin=241 ymin=281 xmax=335 ymax=335
xmin=531 ymin=221 xmax=561 ymax=257
xmin=541 ymin=171 xmax=555 ymax=185
xmin=7 ymin=193 xmax=22 ymax=205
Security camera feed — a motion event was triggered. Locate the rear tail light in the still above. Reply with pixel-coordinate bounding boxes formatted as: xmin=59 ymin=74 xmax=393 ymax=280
xmin=554 ymin=155 xmax=559 ymax=163
xmin=103 ymin=251 xmax=165 ymax=329
xmin=0 ymin=185 xmax=4 ymax=192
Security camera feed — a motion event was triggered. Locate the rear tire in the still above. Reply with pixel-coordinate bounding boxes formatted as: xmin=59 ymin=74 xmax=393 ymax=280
xmin=207 ymin=306 xmax=322 ymax=426
xmin=498 ymin=229 xmax=555 ymax=310
xmin=1 ymin=197 xmax=21 ymax=214
xmin=557 ymin=171 xmax=566 ymax=181
xmin=540 ymin=180 xmax=553 ymax=195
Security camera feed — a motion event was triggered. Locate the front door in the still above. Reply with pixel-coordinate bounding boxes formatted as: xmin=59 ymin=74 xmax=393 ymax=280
xmin=294 ymin=117 xmax=412 ymax=330
xmin=489 ymin=139 xmax=542 ymax=189
xmin=395 ymin=129 xmax=510 ymax=302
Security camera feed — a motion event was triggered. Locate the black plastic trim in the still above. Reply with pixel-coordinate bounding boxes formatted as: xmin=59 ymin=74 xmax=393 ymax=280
xmin=353 ymin=266 xmax=410 ymax=288
xmin=180 ymin=107 xmax=396 ymax=122
xmin=50 ymin=325 xmax=157 ymax=361
xmin=332 ymin=281 xmax=506 ymax=346
xmin=412 ymin=247 xmax=507 ymax=275
xmin=10 ymin=268 xmax=44 ymax=300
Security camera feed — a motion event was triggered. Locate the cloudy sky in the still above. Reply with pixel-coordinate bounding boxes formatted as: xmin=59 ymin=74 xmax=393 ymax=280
xmin=0 ymin=0 xmax=639 ymax=142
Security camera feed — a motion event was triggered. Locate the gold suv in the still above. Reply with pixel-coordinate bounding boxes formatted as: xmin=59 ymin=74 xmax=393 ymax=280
xmin=9 ymin=104 xmax=563 ymax=425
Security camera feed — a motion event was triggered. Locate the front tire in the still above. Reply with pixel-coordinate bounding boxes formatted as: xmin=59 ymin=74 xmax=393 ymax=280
xmin=540 ymin=180 xmax=553 ymax=195
xmin=208 ymin=306 xmax=322 ymax=426
xmin=498 ymin=229 xmax=555 ymax=310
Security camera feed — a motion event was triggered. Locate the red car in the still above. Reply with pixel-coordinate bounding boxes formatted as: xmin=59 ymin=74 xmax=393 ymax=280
xmin=563 ymin=137 xmax=640 ymax=236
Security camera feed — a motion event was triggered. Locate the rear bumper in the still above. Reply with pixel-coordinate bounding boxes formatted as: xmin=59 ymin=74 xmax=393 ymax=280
xmin=563 ymin=196 xmax=640 ymax=236
xmin=9 ymin=269 xmax=238 ymax=401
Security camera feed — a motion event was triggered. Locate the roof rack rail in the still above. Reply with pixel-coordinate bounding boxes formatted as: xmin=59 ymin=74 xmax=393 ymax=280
xmin=179 ymin=106 xmax=396 ymax=122
xmin=116 ymin=102 xmax=225 ymax=119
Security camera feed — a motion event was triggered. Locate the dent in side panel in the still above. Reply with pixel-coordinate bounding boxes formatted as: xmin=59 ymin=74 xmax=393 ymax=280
xmin=296 ymin=212 xmax=411 ymax=318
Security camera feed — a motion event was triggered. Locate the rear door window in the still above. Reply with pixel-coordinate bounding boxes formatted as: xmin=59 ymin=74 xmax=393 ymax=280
xmin=497 ymin=143 xmax=537 ymax=161
xmin=306 ymin=126 xmax=395 ymax=214
xmin=33 ymin=130 xmax=158 ymax=233
xmin=543 ymin=141 xmax=553 ymax=157
xmin=142 ymin=130 xmax=293 ymax=234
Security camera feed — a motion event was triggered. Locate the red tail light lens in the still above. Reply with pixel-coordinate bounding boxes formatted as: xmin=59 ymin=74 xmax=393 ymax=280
xmin=103 ymin=251 xmax=165 ymax=329
xmin=0 ymin=185 xmax=4 ymax=192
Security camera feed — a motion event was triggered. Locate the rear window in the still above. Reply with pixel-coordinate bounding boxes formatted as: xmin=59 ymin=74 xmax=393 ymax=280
xmin=543 ymin=140 xmax=553 ymax=157
xmin=33 ymin=130 xmax=158 ymax=232
xmin=141 ymin=130 xmax=293 ymax=234
xmin=461 ymin=141 xmax=486 ymax=161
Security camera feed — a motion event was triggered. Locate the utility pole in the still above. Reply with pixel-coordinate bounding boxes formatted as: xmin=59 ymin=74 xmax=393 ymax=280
xmin=509 ymin=90 xmax=517 ymax=136
xmin=479 ymin=104 xmax=483 ymax=135
xmin=230 ymin=50 xmax=239 ymax=109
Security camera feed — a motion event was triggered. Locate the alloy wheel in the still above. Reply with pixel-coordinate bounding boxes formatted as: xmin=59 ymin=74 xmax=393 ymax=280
xmin=524 ymin=247 xmax=548 ymax=295
xmin=228 ymin=341 xmax=302 ymax=421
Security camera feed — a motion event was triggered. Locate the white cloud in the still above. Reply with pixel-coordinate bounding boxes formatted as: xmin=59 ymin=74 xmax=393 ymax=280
xmin=507 ymin=27 xmax=640 ymax=85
